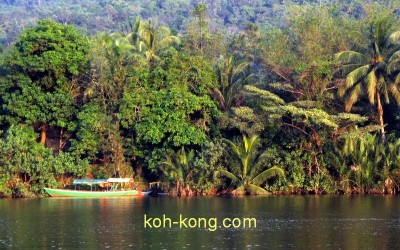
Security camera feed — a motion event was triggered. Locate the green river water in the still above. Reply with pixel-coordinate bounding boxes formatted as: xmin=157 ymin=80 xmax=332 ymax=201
xmin=1 ymin=196 xmax=400 ymax=249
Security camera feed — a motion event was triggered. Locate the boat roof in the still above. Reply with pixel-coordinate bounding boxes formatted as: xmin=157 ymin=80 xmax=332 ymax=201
xmin=107 ymin=178 xmax=133 ymax=183
xmin=73 ymin=179 xmax=108 ymax=185
xmin=72 ymin=178 xmax=133 ymax=184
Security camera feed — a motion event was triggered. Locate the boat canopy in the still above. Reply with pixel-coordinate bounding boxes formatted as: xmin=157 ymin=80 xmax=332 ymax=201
xmin=107 ymin=178 xmax=133 ymax=183
xmin=73 ymin=179 xmax=108 ymax=185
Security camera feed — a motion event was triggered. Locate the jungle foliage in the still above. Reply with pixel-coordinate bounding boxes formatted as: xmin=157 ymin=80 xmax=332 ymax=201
xmin=1 ymin=1 xmax=400 ymax=196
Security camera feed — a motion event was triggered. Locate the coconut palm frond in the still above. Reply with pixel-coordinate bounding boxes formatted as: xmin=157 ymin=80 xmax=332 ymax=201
xmin=161 ymin=157 xmax=177 ymax=172
xmin=382 ymin=77 xmax=390 ymax=103
xmin=233 ymin=185 xmax=246 ymax=194
xmin=138 ymin=40 xmax=147 ymax=52
xmin=109 ymin=32 xmax=123 ymax=40
xmin=232 ymin=61 xmax=249 ymax=77
xmin=335 ymin=51 xmax=369 ymax=65
xmin=389 ymin=31 xmax=400 ymax=45
xmin=186 ymin=148 xmax=195 ymax=165
xmin=242 ymin=134 xmax=249 ymax=152
xmin=338 ymin=65 xmax=369 ymax=97
xmin=252 ymin=166 xmax=285 ymax=185
xmin=339 ymin=64 xmax=367 ymax=75
xmin=212 ymin=87 xmax=226 ymax=109
xmin=347 ymin=65 xmax=370 ymax=88
xmin=158 ymin=35 xmax=180 ymax=49
xmin=156 ymin=26 xmax=172 ymax=38
xmin=214 ymin=170 xmax=239 ymax=182
xmin=345 ymin=84 xmax=362 ymax=112
xmin=388 ymin=50 xmax=400 ymax=64
xmin=114 ymin=37 xmax=135 ymax=51
xmin=389 ymin=83 xmax=400 ymax=104
xmin=388 ymin=58 xmax=400 ymax=75
xmin=244 ymin=134 xmax=259 ymax=153
xmin=161 ymin=156 xmax=182 ymax=181
xmin=247 ymin=184 xmax=268 ymax=194
xmin=223 ymin=137 xmax=243 ymax=157
xmin=177 ymin=147 xmax=187 ymax=165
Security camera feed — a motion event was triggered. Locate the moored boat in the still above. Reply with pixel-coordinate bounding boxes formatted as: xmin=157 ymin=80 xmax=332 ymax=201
xmin=44 ymin=178 xmax=150 ymax=197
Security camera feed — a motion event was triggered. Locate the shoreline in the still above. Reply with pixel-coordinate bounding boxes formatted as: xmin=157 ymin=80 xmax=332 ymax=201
xmin=1 ymin=191 xmax=397 ymax=199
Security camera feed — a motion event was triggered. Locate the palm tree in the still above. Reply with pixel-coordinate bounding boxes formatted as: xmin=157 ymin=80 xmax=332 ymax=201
xmin=138 ymin=20 xmax=180 ymax=64
xmin=213 ymin=56 xmax=252 ymax=111
xmin=109 ymin=19 xmax=180 ymax=65
xmin=336 ymin=16 xmax=400 ymax=140
xmin=215 ymin=134 xmax=285 ymax=194
xmin=161 ymin=147 xmax=195 ymax=196
xmin=376 ymin=138 xmax=400 ymax=193
xmin=342 ymin=134 xmax=378 ymax=193
xmin=112 ymin=18 xmax=144 ymax=57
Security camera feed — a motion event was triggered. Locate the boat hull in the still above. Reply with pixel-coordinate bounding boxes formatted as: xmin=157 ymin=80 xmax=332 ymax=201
xmin=44 ymin=188 xmax=142 ymax=197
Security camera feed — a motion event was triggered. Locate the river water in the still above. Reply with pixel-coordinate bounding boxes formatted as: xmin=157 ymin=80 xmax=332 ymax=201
xmin=1 ymin=196 xmax=400 ymax=249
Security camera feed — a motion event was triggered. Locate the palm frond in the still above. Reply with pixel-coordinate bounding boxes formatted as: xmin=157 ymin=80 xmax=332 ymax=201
xmin=114 ymin=37 xmax=135 ymax=52
xmin=388 ymin=83 xmax=400 ymax=104
xmin=161 ymin=155 xmax=174 ymax=169
xmin=338 ymin=65 xmax=369 ymax=97
xmin=247 ymin=184 xmax=268 ymax=194
xmin=156 ymin=26 xmax=173 ymax=38
xmin=214 ymin=170 xmax=239 ymax=182
xmin=335 ymin=51 xmax=369 ymax=65
xmin=345 ymin=83 xmax=362 ymax=112
xmin=249 ymin=135 xmax=260 ymax=151
xmin=382 ymin=77 xmax=390 ymax=103
xmin=347 ymin=65 xmax=370 ymax=87
xmin=158 ymin=35 xmax=180 ymax=49
xmin=161 ymin=156 xmax=182 ymax=181
xmin=389 ymin=31 xmax=400 ymax=45
xmin=138 ymin=41 xmax=147 ymax=52
xmin=246 ymin=134 xmax=260 ymax=153
xmin=339 ymin=64 xmax=368 ymax=75
xmin=222 ymin=138 xmax=241 ymax=158
xmin=252 ymin=166 xmax=285 ymax=185
xmin=388 ymin=58 xmax=400 ymax=75
xmin=232 ymin=62 xmax=249 ymax=77
xmin=232 ymin=185 xmax=246 ymax=195
xmin=211 ymin=87 xmax=226 ymax=109
xmin=186 ymin=148 xmax=195 ymax=164
xmin=388 ymin=50 xmax=400 ymax=63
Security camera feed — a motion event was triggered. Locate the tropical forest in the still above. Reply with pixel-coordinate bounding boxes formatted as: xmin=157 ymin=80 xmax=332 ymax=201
xmin=1 ymin=0 xmax=400 ymax=197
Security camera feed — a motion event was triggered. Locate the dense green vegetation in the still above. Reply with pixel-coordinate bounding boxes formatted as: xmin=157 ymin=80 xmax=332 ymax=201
xmin=1 ymin=1 xmax=400 ymax=197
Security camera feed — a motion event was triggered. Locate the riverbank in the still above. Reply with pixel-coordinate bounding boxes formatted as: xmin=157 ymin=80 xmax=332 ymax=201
xmin=0 ymin=188 xmax=397 ymax=199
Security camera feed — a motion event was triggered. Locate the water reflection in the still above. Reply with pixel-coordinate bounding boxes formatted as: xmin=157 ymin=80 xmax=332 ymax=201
xmin=1 ymin=196 xmax=400 ymax=248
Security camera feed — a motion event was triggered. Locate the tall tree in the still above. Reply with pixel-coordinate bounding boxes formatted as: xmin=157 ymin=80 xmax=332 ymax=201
xmin=336 ymin=15 xmax=400 ymax=139
xmin=0 ymin=19 xmax=89 ymax=148
xmin=119 ymin=51 xmax=219 ymax=170
xmin=71 ymin=32 xmax=145 ymax=178
xmin=190 ymin=3 xmax=208 ymax=52
xmin=184 ymin=2 xmax=225 ymax=59
xmin=261 ymin=4 xmax=354 ymax=105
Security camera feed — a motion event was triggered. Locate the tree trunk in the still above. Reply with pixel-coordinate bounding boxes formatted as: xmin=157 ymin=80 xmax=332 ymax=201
xmin=376 ymin=92 xmax=385 ymax=142
xmin=40 ymin=125 xmax=47 ymax=145
xmin=58 ymin=128 xmax=63 ymax=154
